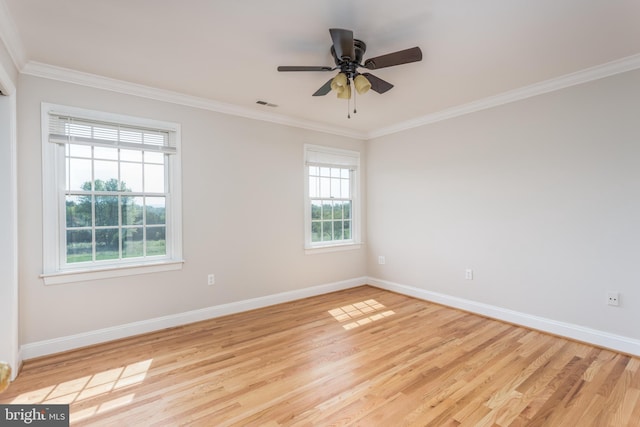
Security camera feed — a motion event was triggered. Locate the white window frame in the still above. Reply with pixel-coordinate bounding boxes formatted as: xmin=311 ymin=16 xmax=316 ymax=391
xmin=304 ymin=144 xmax=361 ymax=254
xmin=41 ymin=103 xmax=183 ymax=285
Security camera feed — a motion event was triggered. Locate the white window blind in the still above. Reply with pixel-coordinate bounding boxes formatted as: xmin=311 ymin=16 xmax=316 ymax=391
xmin=48 ymin=113 xmax=176 ymax=154
xmin=305 ymin=146 xmax=359 ymax=169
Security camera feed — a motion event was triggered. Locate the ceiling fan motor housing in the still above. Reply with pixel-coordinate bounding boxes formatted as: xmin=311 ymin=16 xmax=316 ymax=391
xmin=331 ymin=39 xmax=367 ymax=78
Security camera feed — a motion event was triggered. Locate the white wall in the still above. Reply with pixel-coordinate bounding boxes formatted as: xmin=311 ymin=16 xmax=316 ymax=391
xmin=0 ymin=39 xmax=19 ymax=377
xmin=17 ymin=74 xmax=367 ymax=345
xmin=17 ymin=63 xmax=640 ymax=356
xmin=367 ymin=69 xmax=640 ymax=341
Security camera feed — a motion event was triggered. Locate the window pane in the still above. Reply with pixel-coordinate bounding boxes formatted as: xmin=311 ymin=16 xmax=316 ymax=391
xmin=320 ymin=177 xmax=330 ymax=198
xmin=94 ymin=160 xmax=119 ymax=191
xmin=309 ymin=166 xmax=319 ymax=176
xmin=145 ymin=152 xmax=164 ymax=164
xmin=122 ymin=196 xmax=143 ymax=225
xmin=333 ymin=221 xmax=343 ymax=240
xmin=144 ymin=164 xmax=165 ymax=193
xmin=123 ymin=227 xmax=143 ymax=258
xmin=146 ymin=226 xmax=166 ymax=256
xmin=322 ymin=221 xmax=333 ymax=241
xmin=341 ymin=178 xmax=350 ymax=199
xmin=322 ymin=202 xmax=333 ymax=220
xmin=68 ymin=158 xmax=92 ymax=191
xmin=311 ymin=201 xmax=321 ymax=220
xmin=66 ymin=195 xmax=92 ymax=227
xmin=331 ymin=168 xmax=341 ymax=178
xmin=309 ymin=176 xmax=318 ymax=198
xmin=120 ymin=162 xmax=143 ymax=192
xmin=146 ymin=197 xmax=166 ymax=225
xmin=330 ymin=178 xmax=341 ymax=198
xmin=95 ymin=196 xmax=119 ymax=226
xmin=341 ymin=168 xmax=349 ymax=179
xmin=66 ymin=229 xmax=92 ymax=264
xmin=68 ymin=144 xmax=91 ymax=158
xmin=311 ymin=221 xmax=321 ymax=242
xmin=344 ymin=220 xmax=351 ymax=239
xmin=333 ymin=202 xmax=343 ymax=219
xmin=344 ymin=201 xmax=352 ymax=220
xmin=121 ymin=149 xmax=142 ymax=162
xmin=94 ymin=146 xmax=118 ymax=160
xmin=96 ymin=228 xmax=120 ymax=260
xmin=320 ymin=167 xmax=330 ymax=177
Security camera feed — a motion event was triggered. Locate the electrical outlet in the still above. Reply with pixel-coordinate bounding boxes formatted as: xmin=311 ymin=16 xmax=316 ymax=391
xmin=207 ymin=274 xmax=215 ymax=286
xmin=465 ymin=269 xmax=473 ymax=280
xmin=378 ymin=256 xmax=386 ymax=265
xmin=607 ymin=292 xmax=619 ymax=306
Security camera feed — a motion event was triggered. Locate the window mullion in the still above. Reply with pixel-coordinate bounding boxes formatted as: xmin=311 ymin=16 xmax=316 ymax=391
xmin=91 ymin=194 xmax=96 ymax=263
xmin=91 ymin=146 xmax=96 ymax=263
xmin=117 ymin=149 xmax=122 ymax=260
xmin=118 ymin=195 xmax=123 ymax=261
xmin=142 ymin=196 xmax=147 ymax=257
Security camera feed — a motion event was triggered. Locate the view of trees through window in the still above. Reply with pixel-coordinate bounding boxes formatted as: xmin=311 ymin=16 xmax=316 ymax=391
xmin=66 ymin=179 xmax=166 ymax=263
xmin=64 ymin=143 xmax=167 ymax=264
xmin=309 ymin=166 xmax=352 ymax=243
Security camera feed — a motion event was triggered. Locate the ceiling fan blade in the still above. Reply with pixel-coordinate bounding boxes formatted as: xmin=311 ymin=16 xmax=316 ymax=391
xmin=329 ymin=28 xmax=355 ymax=61
xmin=278 ymin=66 xmax=334 ymax=72
xmin=312 ymin=78 xmax=334 ymax=96
xmin=361 ymin=73 xmax=394 ymax=94
xmin=364 ymin=47 xmax=422 ymax=70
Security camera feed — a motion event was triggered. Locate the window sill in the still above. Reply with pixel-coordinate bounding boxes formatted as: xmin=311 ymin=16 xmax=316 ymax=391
xmin=304 ymin=243 xmax=362 ymax=255
xmin=41 ymin=260 xmax=185 ymax=285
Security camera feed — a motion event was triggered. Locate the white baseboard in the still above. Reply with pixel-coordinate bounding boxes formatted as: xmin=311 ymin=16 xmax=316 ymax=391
xmin=367 ymin=277 xmax=640 ymax=356
xmin=20 ymin=277 xmax=367 ymax=360
xmin=20 ymin=276 xmax=640 ymax=360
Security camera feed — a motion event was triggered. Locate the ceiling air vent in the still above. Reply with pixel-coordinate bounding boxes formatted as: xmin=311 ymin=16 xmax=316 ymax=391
xmin=256 ymin=100 xmax=278 ymax=107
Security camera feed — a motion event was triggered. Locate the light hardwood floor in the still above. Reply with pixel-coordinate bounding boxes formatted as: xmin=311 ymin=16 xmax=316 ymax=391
xmin=2 ymin=286 xmax=639 ymax=426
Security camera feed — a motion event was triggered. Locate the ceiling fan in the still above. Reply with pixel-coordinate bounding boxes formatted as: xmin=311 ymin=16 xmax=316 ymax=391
xmin=278 ymin=28 xmax=422 ymax=116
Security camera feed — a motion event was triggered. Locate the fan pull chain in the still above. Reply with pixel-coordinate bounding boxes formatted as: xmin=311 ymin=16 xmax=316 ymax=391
xmin=353 ymin=87 xmax=357 ymax=114
xmin=347 ymin=87 xmax=351 ymax=119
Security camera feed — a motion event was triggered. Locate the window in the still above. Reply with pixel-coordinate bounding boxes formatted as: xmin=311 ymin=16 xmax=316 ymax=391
xmin=304 ymin=144 xmax=360 ymax=252
xmin=42 ymin=103 xmax=183 ymax=284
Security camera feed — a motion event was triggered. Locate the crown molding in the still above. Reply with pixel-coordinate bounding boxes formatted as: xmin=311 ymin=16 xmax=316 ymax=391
xmin=18 ymin=51 xmax=640 ymax=142
xmin=21 ymin=61 xmax=368 ymax=140
xmin=368 ymin=53 xmax=640 ymax=139
xmin=0 ymin=0 xmax=26 ymax=69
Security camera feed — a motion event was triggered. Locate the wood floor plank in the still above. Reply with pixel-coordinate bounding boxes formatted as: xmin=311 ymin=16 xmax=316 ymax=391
xmin=1 ymin=285 xmax=638 ymax=426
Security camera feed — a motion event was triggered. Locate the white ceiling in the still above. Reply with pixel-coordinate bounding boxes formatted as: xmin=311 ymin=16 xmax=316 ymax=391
xmin=2 ymin=0 xmax=640 ymax=137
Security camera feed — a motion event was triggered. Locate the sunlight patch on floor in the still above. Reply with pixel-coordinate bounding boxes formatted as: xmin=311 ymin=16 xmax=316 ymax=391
xmin=11 ymin=359 xmax=153 ymax=422
xmin=328 ymin=299 xmax=395 ymax=330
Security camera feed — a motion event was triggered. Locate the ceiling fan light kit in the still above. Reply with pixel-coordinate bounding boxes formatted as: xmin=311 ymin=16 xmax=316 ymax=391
xmin=337 ymin=84 xmax=351 ymax=100
xmin=331 ymin=72 xmax=348 ymax=96
xmin=278 ymin=28 xmax=422 ymax=117
xmin=353 ymin=74 xmax=371 ymax=95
